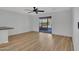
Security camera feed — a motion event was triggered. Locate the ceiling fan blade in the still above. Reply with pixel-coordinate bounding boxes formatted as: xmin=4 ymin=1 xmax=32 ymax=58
xmin=36 ymin=11 xmax=38 ymax=14
xmin=28 ymin=11 xmax=34 ymax=13
xmin=37 ymin=10 xmax=44 ymax=12
xmin=24 ymin=9 xmax=32 ymax=12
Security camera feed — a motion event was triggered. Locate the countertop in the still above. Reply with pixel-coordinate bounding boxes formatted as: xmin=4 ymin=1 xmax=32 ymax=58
xmin=0 ymin=27 xmax=14 ymax=30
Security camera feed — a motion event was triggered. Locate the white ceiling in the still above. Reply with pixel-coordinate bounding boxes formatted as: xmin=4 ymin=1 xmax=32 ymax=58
xmin=0 ymin=7 xmax=71 ymax=15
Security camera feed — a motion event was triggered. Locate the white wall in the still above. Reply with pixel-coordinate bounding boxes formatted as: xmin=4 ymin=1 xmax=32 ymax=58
xmin=0 ymin=9 xmax=32 ymax=35
xmin=32 ymin=9 xmax=72 ymax=37
xmin=73 ymin=8 xmax=79 ymax=51
xmin=53 ymin=10 xmax=72 ymax=37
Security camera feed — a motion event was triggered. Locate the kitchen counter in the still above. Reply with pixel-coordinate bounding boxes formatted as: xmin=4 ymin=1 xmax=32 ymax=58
xmin=0 ymin=27 xmax=14 ymax=44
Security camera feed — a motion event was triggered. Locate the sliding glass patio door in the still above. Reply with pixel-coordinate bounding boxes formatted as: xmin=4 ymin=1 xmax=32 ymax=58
xmin=39 ymin=16 xmax=52 ymax=33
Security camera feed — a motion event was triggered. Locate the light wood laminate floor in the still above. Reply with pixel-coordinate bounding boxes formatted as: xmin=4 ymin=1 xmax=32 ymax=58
xmin=0 ymin=32 xmax=74 ymax=51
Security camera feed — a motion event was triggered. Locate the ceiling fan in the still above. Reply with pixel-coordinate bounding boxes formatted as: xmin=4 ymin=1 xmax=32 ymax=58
xmin=24 ymin=7 xmax=44 ymax=14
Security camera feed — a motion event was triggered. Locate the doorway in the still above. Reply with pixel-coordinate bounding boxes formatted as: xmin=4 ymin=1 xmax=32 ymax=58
xmin=39 ymin=16 xmax=52 ymax=33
